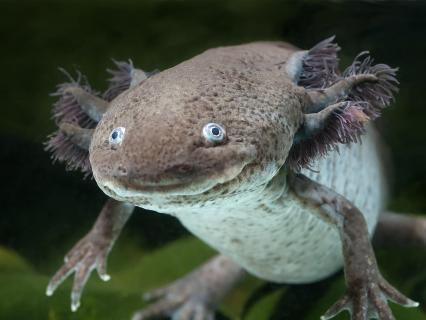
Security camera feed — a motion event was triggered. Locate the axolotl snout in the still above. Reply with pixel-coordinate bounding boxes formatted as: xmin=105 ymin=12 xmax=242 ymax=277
xmin=45 ymin=38 xmax=426 ymax=320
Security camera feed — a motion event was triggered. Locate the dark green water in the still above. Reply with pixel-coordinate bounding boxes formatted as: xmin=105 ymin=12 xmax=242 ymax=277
xmin=0 ymin=0 xmax=425 ymax=319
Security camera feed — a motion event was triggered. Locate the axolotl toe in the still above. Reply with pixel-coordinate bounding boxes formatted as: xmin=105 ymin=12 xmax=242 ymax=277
xmin=46 ymin=38 xmax=422 ymax=319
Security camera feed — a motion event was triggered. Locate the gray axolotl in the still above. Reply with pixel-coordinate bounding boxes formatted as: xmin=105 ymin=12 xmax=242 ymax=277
xmin=45 ymin=37 xmax=426 ymax=320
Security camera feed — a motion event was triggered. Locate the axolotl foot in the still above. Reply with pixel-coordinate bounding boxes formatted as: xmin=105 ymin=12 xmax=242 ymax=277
xmin=321 ymin=275 xmax=418 ymax=320
xmin=46 ymin=227 xmax=113 ymax=312
xmin=132 ymin=255 xmax=245 ymax=320
xmin=288 ymin=173 xmax=420 ymax=320
xmin=134 ymin=293 xmax=214 ymax=320
xmin=46 ymin=199 xmax=134 ymax=311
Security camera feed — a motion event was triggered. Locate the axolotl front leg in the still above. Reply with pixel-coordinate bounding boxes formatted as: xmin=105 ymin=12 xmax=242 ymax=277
xmin=288 ymin=173 xmax=419 ymax=320
xmin=46 ymin=200 xmax=244 ymax=318
xmin=46 ymin=199 xmax=134 ymax=311
xmin=47 ymin=204 xmax=245 ymax=319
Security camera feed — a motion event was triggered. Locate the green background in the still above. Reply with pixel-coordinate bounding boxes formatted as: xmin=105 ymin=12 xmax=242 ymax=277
xmin=0 ymin=0 xmax=425 ymax=319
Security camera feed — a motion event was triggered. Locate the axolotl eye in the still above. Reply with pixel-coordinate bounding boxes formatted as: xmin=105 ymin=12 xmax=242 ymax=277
xmin=202 ymin=123 xmax=226 ymax=144
xmin=109 ymin=127 xmax=125 ymax=145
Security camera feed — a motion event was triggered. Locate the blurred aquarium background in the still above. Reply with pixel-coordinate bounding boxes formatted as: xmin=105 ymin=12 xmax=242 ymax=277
xmin=0 ymin=0 xmax=426 ymax=319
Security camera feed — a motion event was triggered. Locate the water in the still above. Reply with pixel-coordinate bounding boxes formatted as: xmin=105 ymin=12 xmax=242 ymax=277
xmin=0 ymin=0 xmax=425 ymax=319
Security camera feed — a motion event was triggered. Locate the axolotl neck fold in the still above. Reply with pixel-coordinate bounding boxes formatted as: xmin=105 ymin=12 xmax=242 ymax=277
xmin=89 ymin=42 xmax=305 ymax=210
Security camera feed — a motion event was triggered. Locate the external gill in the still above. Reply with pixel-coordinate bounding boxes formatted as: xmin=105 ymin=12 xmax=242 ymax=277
xmin=103 ymin=59 xmax=152 ymax=101
xmin=288 ymin=39 xmax=399 ymax=170
xmin=44 ymin=70 xmax=101 ymax=177
xmin=45 ymin=60 xmax=152 ymax=177
xmin=59 ymin=123 xmax=94 ymax=151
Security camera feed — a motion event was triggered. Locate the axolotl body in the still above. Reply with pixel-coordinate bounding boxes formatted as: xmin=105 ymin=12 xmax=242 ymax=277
xmin=45 ymin=38 xmax=425 ymax=320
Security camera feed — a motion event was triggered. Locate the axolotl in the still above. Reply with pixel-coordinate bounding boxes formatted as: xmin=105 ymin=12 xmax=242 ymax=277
xmin=45 ymin=37 xmax=426 ymax=320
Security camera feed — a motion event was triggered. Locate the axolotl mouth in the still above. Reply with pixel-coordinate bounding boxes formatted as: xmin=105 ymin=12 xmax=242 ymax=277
xmin=90 ymin=141 xmax=258 ymax=201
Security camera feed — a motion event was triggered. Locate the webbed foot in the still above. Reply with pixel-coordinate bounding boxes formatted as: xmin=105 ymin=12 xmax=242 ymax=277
xmin=133 ymin=283 xmax=215 ymax=320
xmin=132 ymin=255 xmax=244 ymax=320
xmin=321 ymin=275 xmax=418 ymax=320
xmin=46 ymin=227 xmax=112 ymax=311
xmin=46 ymin=199 xmax=133 ymax=311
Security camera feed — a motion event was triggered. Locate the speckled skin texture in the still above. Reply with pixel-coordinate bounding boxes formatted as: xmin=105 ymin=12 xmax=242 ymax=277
xmin=90 ymin=42 xmax=304 ymax=199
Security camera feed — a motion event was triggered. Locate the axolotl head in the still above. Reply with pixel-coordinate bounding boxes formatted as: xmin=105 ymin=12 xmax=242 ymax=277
xmin=47 ymin=39 xmax=396 ymax=209
xmin=89 ymin=44 xmax=305 ymax=206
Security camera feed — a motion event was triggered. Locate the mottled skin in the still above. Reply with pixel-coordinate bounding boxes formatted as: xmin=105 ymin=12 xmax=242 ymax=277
xmin=46 ymin=41 xmax=426 ymax=320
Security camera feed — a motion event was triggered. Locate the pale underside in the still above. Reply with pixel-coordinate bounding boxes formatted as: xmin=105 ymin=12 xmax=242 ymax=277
xmin=173 ymin=125 xmax=386 ymax=283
